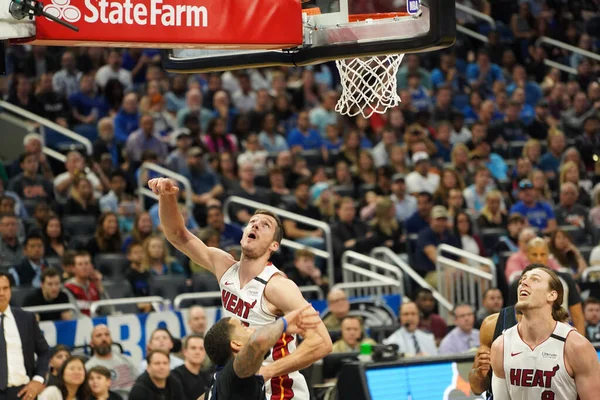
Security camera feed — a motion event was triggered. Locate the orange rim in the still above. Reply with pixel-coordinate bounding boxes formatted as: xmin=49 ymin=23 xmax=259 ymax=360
xmin=349 ymin=12 xmax=410 ymax=22
xmin=303 ymin=7 xmax=322 ymax=16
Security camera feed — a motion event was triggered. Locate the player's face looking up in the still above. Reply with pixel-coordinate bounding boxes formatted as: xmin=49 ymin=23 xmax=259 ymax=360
xmin=516 ymin=269 xmax=558 ymax=312
xmin=241 ymin=214 xmax=279 ymax=259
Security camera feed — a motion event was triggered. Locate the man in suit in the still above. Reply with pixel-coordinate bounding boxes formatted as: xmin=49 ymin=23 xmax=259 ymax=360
xmin=9 ymin=232 xmax=48 ymax=288
xmin=0 ymin=271 xmax=51 ymax=400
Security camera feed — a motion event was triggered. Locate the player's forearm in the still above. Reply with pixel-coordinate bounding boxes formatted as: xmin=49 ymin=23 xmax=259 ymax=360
xmin=235 ymin=319 xmax=286 ymax=379
xmin=159 ymin=193 xmax=188 ymax=245
xmin=468 ymin=369 xmax=488 ymax=395
xmin=264 ymin=326 xmax=332 ymax=378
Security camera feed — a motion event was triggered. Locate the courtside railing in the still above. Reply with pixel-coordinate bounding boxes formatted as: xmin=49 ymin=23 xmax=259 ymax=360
xmin=90 ymin=296 xmax=168 ymax=317
xmin=436 ymin=244 xmax=496 ymax=321
xmin=340 ymin=258 xmax=404 ymax=298
xmin=0 ymin=100 xmax=93 ymax=155
xmin=223 ymin=196 xmax=335 ymax=285
xmin=137 ymin=162 xmax=194 ymax=210
xmin=24 ymin=303 xmax=82 ymax=318
xmin=370 ymin=246 xmax=453 ymax=313
xmin=173 ymin=286 xmax=324 ymax=310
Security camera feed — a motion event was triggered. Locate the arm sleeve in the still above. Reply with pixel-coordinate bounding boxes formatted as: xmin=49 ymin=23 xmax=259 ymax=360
xmin=491 ymin=374 xmax=510 ymax=398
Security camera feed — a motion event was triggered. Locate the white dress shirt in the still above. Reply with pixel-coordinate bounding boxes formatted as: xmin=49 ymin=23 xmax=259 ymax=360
xmin=383 ymin=327 xmax=438 ymax=357
xmin=405 ymin=171 xmax=440 ymax=194
xmin=2 ymin=306 xmax=29 ymax=387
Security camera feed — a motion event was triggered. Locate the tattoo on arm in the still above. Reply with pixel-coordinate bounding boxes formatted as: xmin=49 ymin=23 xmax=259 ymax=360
xmin=233 ymin=319 xmax=284 ymax=379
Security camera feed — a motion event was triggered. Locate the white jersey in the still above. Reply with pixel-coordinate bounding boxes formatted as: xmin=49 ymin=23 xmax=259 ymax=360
xmin=502 ymin=321 xmax=577 ymax=400
xmin=219 ymin=261 xmax=310 ymax=400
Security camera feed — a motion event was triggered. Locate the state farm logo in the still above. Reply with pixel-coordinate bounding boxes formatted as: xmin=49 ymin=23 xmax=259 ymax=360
xmin=43 ymin=0 xmax=208 ymax=27
xmin=44 ymin=0 xmax=81 ymax=23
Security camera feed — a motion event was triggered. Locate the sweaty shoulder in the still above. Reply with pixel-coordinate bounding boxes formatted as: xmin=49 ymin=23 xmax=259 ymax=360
xmin=564 ymin=329 xmax=595 ymax=377
xmin=264 ymin=274 xmax=306 ymax=314
xmin=480 ymin=312 xmax=499 ymax=348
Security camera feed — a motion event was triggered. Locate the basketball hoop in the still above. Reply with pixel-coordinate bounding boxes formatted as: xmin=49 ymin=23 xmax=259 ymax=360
xmin=334 ymin=12 xmax=409 ymax=119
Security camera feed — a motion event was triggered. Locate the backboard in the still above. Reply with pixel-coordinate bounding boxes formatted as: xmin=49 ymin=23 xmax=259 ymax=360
xmin=162 ymin=0 xmax=455 ymax=73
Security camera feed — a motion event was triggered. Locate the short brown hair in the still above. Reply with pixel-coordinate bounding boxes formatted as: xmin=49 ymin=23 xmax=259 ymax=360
xmin=88 ymin=365 xmax=111 ymax=380
xmin=146 ymin=349 xmax=170 ymax=364
xmin=183 ymin=333 xmax=204 ymax=349
xmin=62 ymin=249 xmax=77 ymax=267
xmin=295 ymin=248 xmax=315 ymax=261
xmin=584 ymin=297 xmax=600 ymax=310
xmin=41 ymin=268 xmax=60 ymax=283
xmin=253 ymin=209 xmax=283 ymax=245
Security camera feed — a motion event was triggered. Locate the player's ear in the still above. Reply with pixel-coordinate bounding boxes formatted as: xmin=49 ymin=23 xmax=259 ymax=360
xmin=230 ymin=340 xmax=243 ymax=352
xmin=548 ymin=290 xmax=558 ymax=303
xmin=269 ymin=240 xmax=279 ymax=253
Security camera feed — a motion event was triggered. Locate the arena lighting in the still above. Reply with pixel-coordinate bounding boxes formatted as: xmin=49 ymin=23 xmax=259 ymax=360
xmin=9 ymin=0 xmax=78 ymax=31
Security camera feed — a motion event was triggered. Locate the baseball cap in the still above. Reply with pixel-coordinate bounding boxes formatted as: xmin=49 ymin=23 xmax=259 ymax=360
xmin=412 ymin=151 xmax=430 ymax=164
xmin=187 ymin=147 xmax=203 ymax=157
xmin=431 ymin=205 xmax=449 ymax=219
xmin=392 ymin=173 xmax=406 ymax=183
xmin=518 ymin=179 xmax=534 ymax=190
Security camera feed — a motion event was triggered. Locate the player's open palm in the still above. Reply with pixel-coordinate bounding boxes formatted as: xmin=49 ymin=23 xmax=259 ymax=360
xmin=283 ymin=304 xmax=320 ymax=335
xmin=148 ymin=177 xmax=179 ymax=196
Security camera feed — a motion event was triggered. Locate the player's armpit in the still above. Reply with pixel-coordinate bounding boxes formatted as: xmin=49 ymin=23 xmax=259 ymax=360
xmin=565 ymin=331 xmax=600 ymax=399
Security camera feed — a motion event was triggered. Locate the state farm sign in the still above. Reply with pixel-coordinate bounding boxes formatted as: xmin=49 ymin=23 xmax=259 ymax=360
xmin=32 ymin=0 xmax=302 ymax=49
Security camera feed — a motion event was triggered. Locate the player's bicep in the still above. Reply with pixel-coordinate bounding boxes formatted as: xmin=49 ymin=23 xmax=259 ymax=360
xmin=490 ymin=335 xmax=505 ymax=379
xmin=568 ymin=333 xmax=600 ymax=399
xmin=174 ymin=231 xmax=234 ymax=278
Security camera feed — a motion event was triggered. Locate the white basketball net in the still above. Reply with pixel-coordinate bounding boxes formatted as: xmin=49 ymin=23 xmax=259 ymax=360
xmin=335 ymin=53 xmax=405 ymax=119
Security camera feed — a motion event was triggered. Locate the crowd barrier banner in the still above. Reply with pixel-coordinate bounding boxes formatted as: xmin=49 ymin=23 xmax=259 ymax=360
xmin=38 ymin=294 xmax=401 ymax=366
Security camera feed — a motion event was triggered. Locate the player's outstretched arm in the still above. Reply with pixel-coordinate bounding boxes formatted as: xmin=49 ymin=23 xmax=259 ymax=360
xmin=234 ymin=304 xmax=320 ymax=379
xmin=490 ymin=335 xmax=510 ymax=398
xmin=260 ymin=276 xmax=332 ymax=380
xmin=566 ymin=331 xmax=600 ymax=399
xmin=469 ymin=312 xmax=498 ymax=395
xmin=149 ymin=178 xmax=235 ymax=279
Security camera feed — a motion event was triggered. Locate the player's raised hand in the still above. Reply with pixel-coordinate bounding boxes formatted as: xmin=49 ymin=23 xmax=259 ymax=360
xmin=148 ymin=177 xmax=179 ymax=196
xmin=283 ymin=304 xmax=320 ymax=335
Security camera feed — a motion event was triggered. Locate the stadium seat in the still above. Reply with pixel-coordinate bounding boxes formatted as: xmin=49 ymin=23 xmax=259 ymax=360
xmin=301 ymin=150 xmax=323 ymax=168
xmin=69 ymin=235 xmax=94 ymax=250
xmin=359 ymin=184 xmax=377 ymax=198
xmin=332 ymin=185 xmax=355 ymax=198
xmin=10 ymin=286 xmax=32 ymax=307
xmin=481 ymin=228 xmax=508 ymax=252
xmin=95 ymin=253 xmax=129 ymax=280
xmin=62 ymin=215 xmax=98 ymax=237
xmin=46 ymin=256 xmax=61 ymax=269
xmin=150 ymin=275 xmax=188 ymax=302
xmin=508 ymin=141 xmax=526 ymax=159
xmin=100 ymin=280 xmax=138 ymax=315
xmin=22 ymin=199 xmax=40 ymax=216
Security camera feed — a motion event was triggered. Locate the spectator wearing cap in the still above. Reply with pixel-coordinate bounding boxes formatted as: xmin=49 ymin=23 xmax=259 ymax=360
xmin=125 ymin=114 xmax=167 ymax=164
xmin=93 ymin=118 xmax=123 ymax=167
xmin=561 ymin=92 xmax=599 ymax=138
xmin=539 ymin=129 xmax=566 ymax=179
xmin=54 ymin=150 xmax=103 ymax=204
xmin=405 ymin=152 xmax=440 ymax=195
xmin=415 ymin=206 xmax=461 ymax=285
xmin=52 ymin=51 xmax=81 ymax=99
xmin=165 ymin=129 xmax=193 ymax=176
xmin=576 ymin=115 xmax=600 ymax=171
xmin=288 ymin=111 xmax=323 ymax=153
xmin=7 ymin=153 xmax=55 ymax=210
xmin=9 ymin=232 xmax=49 ymax=288
xmin=390 ymin=174 xmax=417 ymax=223
xmin=23 ymin=268 xmax=72 ymax=321
xmin=528 ymin=100 xmax=554 ymax=140
xmin=510 ymin=179 xmax=556 ymax=233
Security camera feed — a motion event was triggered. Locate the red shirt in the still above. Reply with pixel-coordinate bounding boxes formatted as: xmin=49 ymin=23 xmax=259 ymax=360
xmin=419 ymin=313 xmax=448 ymax=342
xmin=64 ymin=278 xmax=100 ymax=316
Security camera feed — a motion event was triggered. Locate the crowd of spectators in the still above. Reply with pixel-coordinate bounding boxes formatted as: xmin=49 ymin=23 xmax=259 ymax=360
xmin=0 ymin=0 xmax=600 ymax=393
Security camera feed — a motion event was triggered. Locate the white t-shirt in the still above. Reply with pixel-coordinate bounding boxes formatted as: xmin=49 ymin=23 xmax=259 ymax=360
xmin=405 ymin=171 xmax=440 ymax=194
xmin=53 ymin=171 xmax=102 ymax=203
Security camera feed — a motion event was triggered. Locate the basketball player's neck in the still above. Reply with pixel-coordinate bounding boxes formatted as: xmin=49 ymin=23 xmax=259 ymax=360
xmin=520 ymin=308 xmax=556 ymax=346
xmin=239 ymin=253 xmax=270 ymax=286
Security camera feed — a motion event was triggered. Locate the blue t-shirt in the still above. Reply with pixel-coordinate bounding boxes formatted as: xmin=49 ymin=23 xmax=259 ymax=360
xmin=287 ymin=128 xmax=323 ymax=151
xmin=323 ymin=138 xmax=343 ymax=152
xmin=466 ymin=63 xmax=504 ymax=91
xmin=114 ymin=110 xmax=140 ymax=144
xmin=539 ymin=152 xmax=561 ymax=174
xmin=506 ymin=82 xmax=543 ymax=107
xmin=68 ymin=92 xmax=108 ymax=119
xmin=435 ymin=141 xmax=452 ymax=163
xmin=509 ymin=201 xmax=555 ymax=230
xmin=220 ymin=223 xmax=244 ymax=249
xmin=405 ymin=212 xmax=430 ymax=235
xmin=186 ymin=170 xmax=220 ymax=195
xmin=415 ymin=227 xmax=461 ymax=273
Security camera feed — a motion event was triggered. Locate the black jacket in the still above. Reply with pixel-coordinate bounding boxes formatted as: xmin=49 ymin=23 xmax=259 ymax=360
xmin=9 ymin=307 xmax=50 ymax=379
xmin=12 ymin=259 xmax=48 ymax=287
xmin=129 ymin=372 xmax=184 ymax=400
